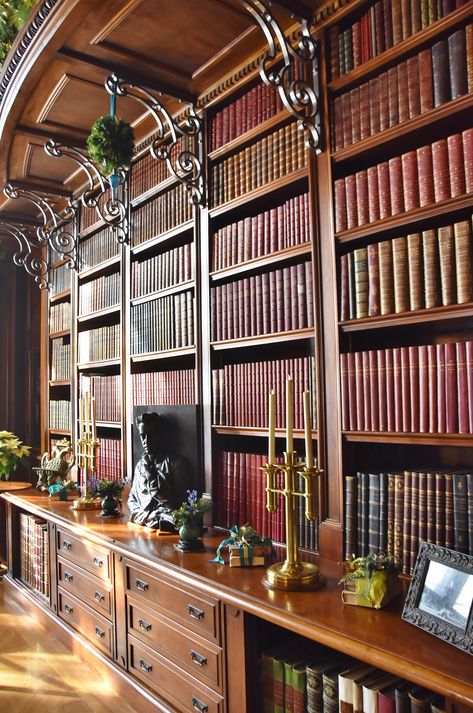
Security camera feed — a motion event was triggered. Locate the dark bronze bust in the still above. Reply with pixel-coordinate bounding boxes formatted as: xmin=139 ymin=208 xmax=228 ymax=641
xmin=127 ymin=412 xmax=189 ymax=531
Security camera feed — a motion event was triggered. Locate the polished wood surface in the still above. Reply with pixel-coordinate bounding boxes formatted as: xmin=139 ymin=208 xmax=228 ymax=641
xmin=4 ymin=489 xmax=473 ymax=707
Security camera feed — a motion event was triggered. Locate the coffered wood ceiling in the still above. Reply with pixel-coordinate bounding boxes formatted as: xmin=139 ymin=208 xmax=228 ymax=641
xmin=0 ymin=0 xmax=323 ymax=228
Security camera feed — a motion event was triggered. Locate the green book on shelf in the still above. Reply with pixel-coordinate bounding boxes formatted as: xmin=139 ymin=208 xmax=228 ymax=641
xmin=261 ymin=650 xmax=274 ymax=713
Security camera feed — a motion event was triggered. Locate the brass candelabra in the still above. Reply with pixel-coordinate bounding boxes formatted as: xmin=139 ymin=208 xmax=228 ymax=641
xmin=72 ymin=393 xmax=101 ymax=510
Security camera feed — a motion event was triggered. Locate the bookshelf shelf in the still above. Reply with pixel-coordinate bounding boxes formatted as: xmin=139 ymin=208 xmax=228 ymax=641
xmin=131 ymin=221 xmax=194 ymax=256
xmin=77 ymin=305 xmax=120 ymax=323
xmin=340 ymin=303 xmax=473 ymax=332
xmin=96 ymin=421 xmax=121 ymax=429
xmin=49 ymin=289 xmax=71 ymax=304
xmin=213 ymin=425 xmax=318 ymax=439
xmin=79 ymin=218 xmax=109 ymax=240
xmin=49 ymin=329 xmax=70 ymax=339
xmin=336 ymin=192 xmax=473 ymax=244
xmin=131 ymin=279 xmax=194 ymax=306
xmin=131 ymin=346 xmax=196 ymax=363
xmin=209 ymin=168 xmax=308 ymax=220
xmin=130 ymin=174 xmax=179 ymax=210
xmin=332 ymin=92 xmax=473 ymax=165
xmin=342 ymin=431 xmax=473 ymax=447
xmin=208 ymin=110 xmax=288 ymax=162
xmin=77 ymin=359 xmax=121 ymax=370
xmin=327 ymin=3 xmax=473 ymax=95
xmin=211 ymin=327 xmax=314 ymax=351
xmin=78 ymin=255 xmax=120 ymax=281
xmin=49 ymin=380 xmax=71 ymax=387
xmin=210 ymin=243 xmax=312 ymax=283
xmin=48 ymin=428 xmax=71 ymax=436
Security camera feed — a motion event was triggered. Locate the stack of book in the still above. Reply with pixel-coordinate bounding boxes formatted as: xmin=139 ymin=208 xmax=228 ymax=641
xmin=79 ymin=374 xmax=121 ymax=423
xmin=131 ymin=369 xmax=195 ymax=408
xmin=50 ymin=338 xmax=71 ymax=381
xmin=78 ymin=325 xmax=120 ymax=363
xmin=50 ymin=263 xmax=71 ymax=295
xmin=131 ymin=183 xmax=192 ymax=247
xmin=131 ymin=291 xmax=194 ymax=354
xmin=49 ymin=400 xmax=71 ymax=431
xmin=78 ymin=225 xmax=120 ymax=271
xmin=50 ymin=301 xmax=70 ymax=332
xmin=79 ymin=272 xmax=120 ymax=315
xmin=96 ymin=438 xmax=122 ymax=481
xmin=20 ymin=512 xmax=49 ymax=598
xmin=132 ymin=242 xmax=193 ymax=298
xmin=130 ymin=135 xmax=192 ymax=199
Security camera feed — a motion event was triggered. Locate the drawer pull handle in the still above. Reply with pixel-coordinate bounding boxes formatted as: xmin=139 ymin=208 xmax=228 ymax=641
xmin=64 ymin=572 xmax=73 ymax=583
xmin=95 ymin=626 xmax=105 ymax=638
xmin=63 ymin=540 xmax=72 ymax=551
xmin=64 ymin=604 xmax=73 ymax=615
xmin=187 ymin=604 xmax=204 ymax=620
xmin=135 ymin=578 xmax=149 ymax=591
xmin=94 ymin=592 xmax=105 ymax=603
xmin=139 ymin=659 xmax=152 ymax=673
xmin=190 ymin=650 xmax=207 ymax=667
xmin=191 ymin=697 xmax=208 ymax=713
xmin=138 ymin=619 xmax=152 ymax=632
xmin=93 ymin=556 xmax=104 ymax=568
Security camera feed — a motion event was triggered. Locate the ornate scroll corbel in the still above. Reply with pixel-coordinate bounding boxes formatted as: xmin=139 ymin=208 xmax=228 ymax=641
xmin=105 ymin=74 xmax=204 ymax=206
xmin=44 ymin=140 xmax=128 ymax=245
xmin=242 ymin=0 xmax=321 ymax=150
xmin=0 ymin=222 xmax=50 ymax=289
xmin=3 ymin=182 xmax=78 ymax=271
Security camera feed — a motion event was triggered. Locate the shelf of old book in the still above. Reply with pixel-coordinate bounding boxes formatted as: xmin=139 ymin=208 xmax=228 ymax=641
xmin=342 ymin=432 xmax=473 ymax=447
xmin=77 ymin=359 xmax=121 ymax=370
xmin=49 ymin=289 xmax=71 ymax=304
xmin=130 ymin=280 xmax=194 ymax=307
xmin=212 ymin=426 xmax=317 ymax=439
xmin=327 ymin=3 xmax=473 ymax=94
xmin=210 ymin=244 xmax=312 ymax=283
xmin=77 ymin=305 xmax=120 ymax=324
xmin=131 ymin=220 xmax=194 ymax=256
xmin=340 ymin=303 xmax=473 ymax=331
xmin=49 ymin=329 xmax=70 ymax=339
xmin=130 ymin=347 xmax=196 ymax=363
xmin=48 ymin=428 xmax=71 ymax=436
xmin=130 ymin=174 xmax=179 ymax=210
xmin=211 ymin=328 xmax=315 ymax=351
xmin=49 ymin=380 xmax=71 ymax=387
xmin=78 ymin=255 xmax=121 ymax=281
xmin=208 ymin=110 xmax=289 ymax=162
xmin=95 ymin=421 xmax=121 ymax=430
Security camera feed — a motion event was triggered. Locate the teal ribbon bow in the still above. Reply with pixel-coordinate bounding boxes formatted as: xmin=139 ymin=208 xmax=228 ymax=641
xmin=210 ymin=524 xmax=272 ymax=565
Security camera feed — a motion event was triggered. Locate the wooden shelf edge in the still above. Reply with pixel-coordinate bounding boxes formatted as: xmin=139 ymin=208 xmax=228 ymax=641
xmin=78 ymin=255 xmax=120 ymax=281
xmin=131 ymin=221 xmax=194 ymax=256
xmin=328 ymin=4 xmax=473 ymax=94
xmin=77 ymin=305 xmax=121 ymax=323
xmin=96 ymin=421 xmax=121 ymax=429
xmin=131 ymin=347 xmax=196 ymax=363
xmin=210 ymin=243 xmax=312 ymax=282
xmin=336 ymin=193 xmax=473 ymax=243
xmin=49 ymin=380 xmax=71 ymax=387
xmin=49 ymin=329 xmax=70 ymax=339
xmin=209 ymin=168 xmax=309 ymax=219
xmin=340 ymin=303 xmax=473 ymax=331
xmin=343 ymin=431 xmax=473 ymax=446
xmin=48 ymin=429 xmax=71 ymax=435
xmin=130 ymin=175 xmax=179 ymax=209
xmin=213 ymin=426 xmax=318 ymax=438
xmin=211 ymin=328 xmax=315 ymax=350
xmin=77 ymin=359 xmax=121 ymax=370
xmin=49 ymin=290 xmax=71 ymax=304
xmin=332 ymin=93 xmax=473 ymax=164
xmin=131 ymin=280 xmax=194 ymax=306
xmin=208 ymin=111 xmax=288 ymax=161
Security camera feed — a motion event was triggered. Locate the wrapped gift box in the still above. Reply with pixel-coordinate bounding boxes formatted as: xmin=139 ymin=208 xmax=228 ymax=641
xmin=228 ymin=543 xmax=271 ymax=567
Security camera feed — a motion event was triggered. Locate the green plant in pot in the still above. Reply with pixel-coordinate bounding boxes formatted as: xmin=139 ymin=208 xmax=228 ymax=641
xmin=91 ymin=477 xmax=124 ymax=518
xmin=87 ymin=114 xmax=135 ymax=193
xmin=0 ymin=431 xmax=30 ymax=480
xmin=172 ymin=490 xmax=212 ymax=552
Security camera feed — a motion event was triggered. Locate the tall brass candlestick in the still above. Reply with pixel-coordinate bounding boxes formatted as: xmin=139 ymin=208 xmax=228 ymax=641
xmin=73 ymin=395 xmax=101 ymax=511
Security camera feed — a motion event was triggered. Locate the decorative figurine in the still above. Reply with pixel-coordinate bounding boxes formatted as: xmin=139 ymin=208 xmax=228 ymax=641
xmin=34 ymin=438 xmax=75 ymax=492
xmin=128 ymin=411 xmax=190 ymax=532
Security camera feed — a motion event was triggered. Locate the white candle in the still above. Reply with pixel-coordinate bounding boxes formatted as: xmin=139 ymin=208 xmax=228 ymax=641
xmin=91 ymin=396 xmax=97 ymax=440
xmin=286 ymin=376 xmax=293 ymax=453
xmin=84 ymin=393 xmax=90 ymax=437
xmin=303 ymin=389 xmax=313 ymax=468
xmin=79 ymin=398 xmax=84 ymax=439
xmin=268 ymin=390 xmax=276 ymax=464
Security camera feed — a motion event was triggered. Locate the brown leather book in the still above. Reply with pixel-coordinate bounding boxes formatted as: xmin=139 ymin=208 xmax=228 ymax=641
xmin=367 ymin=242 xmax=380 ymax=316
xmin=340 ymin=254 xmax=349 ymax=321
xmin=342 ymin=92 xmax=353 ymax=148
xmin=386 ymin=349 xmax=395 ymax=431
xmin=344 ymin=475 xmax=358 ymax=558
xmin=353 ymin=20 xmax=362 ymax=68
xmin=467 ymin=340 xmax=473 ymax=433
xmin=387 ymin=472 xmax=396 ymax=556
xmin=378 ymin=72 xmax=389 ymax=132
xmin=427 ymin=344 xmax=438 ymax=433
xmin=418 ymin=48 xmax=433 ymax=113
xmin=435 ymin=472 xmax=446 ymax=545
xmin=448 ymin=28 xmax=468 ymax=100
xmin=463 ymin=127 xmax=473 ymax=193
xmin=360 ymin=81 xmax=371 ymax=139
xmin=377 ymin=162 xmax=392 ymax=218
xmin=407 ymin=232 xmax=424 ymax=310
xmin=348 ymin=251 xmax=356 ymax=320
xmin=456 ymin=341 xmax=469 ymax=433
xmin=466 ymin=24 xmax=473 ymax=93
xmin=401 ymin=346 xmax=411 ymax=432
xmin=409 ymin=470 xmax=420 ymax=572
xmin=379 ymin=240 xmax=394 ymax=315
xmin=438 ymin=224 xmax=456 ymax=306
xmin=393 ymin=472 xmax=405 ymax=567
xmin=397 ymin=60 xmax=410 ymax=123
xmin=369 ymin=350 xmax=379 ymax=431
xmin=432 ymin=138 xmax=451 ymax=202
xmin=384 ymin=0 xmax=394 ymax=49
xmin=355 ymin=352 xmax=365 ymax=431
xmin=387 ymin=67 xmax=399 ymax=127
xmin=367 ymin=166 xmax=380 ymax=223
xmin=392 ymin=236 xmax=409 ymax=313
xmin=341 ymin=353 xmax=349 ymax=431
xmin=402 ymin=470 xmax=412 ymax=574
xmin=363 ymin=350 xmax=372 ymax=431
xmin=369 ymin=77 xmax=380 ymax=136
xmin=411 ymin=0 xmax=422 ymax=33
xmin=354 ymin=247 xmax=369 ymax=318
xmin=432 ymin=38 xmax=450 ymax=106
xmin=351 ymin=86 xmax=361 ymax=144
xmin=445 ymin=342 xmax=458 ymax=433
xmin=401 ymin=151 xmax=420 ymax=212
xmin=422 ymin=229 xmax=441 ymax=308
xmin=388 ymin=156 xmax=404 ymax=215
xmin=391 ymin=0 xmax=403 ymax=44
xmin=345 ymin=174 xmax=358 ymax=229
xmin=417 ymin=144 xmax=435 ymax=206
xmin=401 ymin=0 xmax=412 ymax=38
xmin=347 ymin=352 xmax=357 ymax=431
xmin=426 ymin=471 xmax=436 ymax=543
xmin=355 ymin=171 xmax=369 ymax=226
xmin=454 ymin=220 xmax=473 ymax=303
xmin=409 ymin=686 xmax=435 ymax=713
xmin=329 ymin=26 xmax=340 ymax=80
xmin=447 ymin=133 xmax=466 ymax=197
xmin=334 ymin=179 xmax=348 ymax=233
xmin=409 ymin=345 xmax=420 ymax=433
xmin=407 ymin=55 xmax=421 ymax=118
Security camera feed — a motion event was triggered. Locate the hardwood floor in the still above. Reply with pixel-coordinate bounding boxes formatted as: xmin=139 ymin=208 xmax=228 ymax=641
xmin=0 ymin=578 xmax=143 ymax=713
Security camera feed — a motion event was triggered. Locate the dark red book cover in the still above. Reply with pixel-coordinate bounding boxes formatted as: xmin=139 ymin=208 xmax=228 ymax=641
xmin=448 ymin=28 xmax=468 ymax=100
xmin=384 ymin=0 xmax=394 ymax=49
xmin=427 ymin=344 xmax=438 ymax=433
xmin=447 ymin=133 xmax=466 ymax=197
xmin=422 ymin=229 xmax=441 ymax=309
xmin=418 ymin=48 xmax=433 ymax=113
xmin=363 ymin=350 xmax=372 ymax=431
xmin=367 ymin=166 xmax=380 ymax=223
xmin=426 ymin=472 xmax=436 ymax=543
xmin=355 ymin=170 xmax=369 ymax=226
xmin=342 ymin=92 xmax=353 ymax=148
xmin=355 ymin=351 xmax=365 ymax=431
xmin=388 ymin=156 xmax=404 ymax=215
xmin=463 ymin=128 xmax=473 ymax=193
xmin=397 ymin=60 xmax=409 ymax=123
xmin=417 ymin=144 xmax=435 ymax=206
xmin=377 ymin=162 xmax=392 ymax=218
xmin=340 ymin=353 xmax=349 ymax=431
xmin=445 ymin=473 xmax=454 ymax=549
xmin=467 ymin=341 xmax=473 ymax=433
xmin=379 ymin=71 xmax=389 ymax=132
xmin=419 ymin=345 xmax=429 ymax=433
xmin=388 ymin=66 xmax=399 ymax=127
xmin=437 ymin=343 xmax=446 ymax=433
xmin=360 ymin=81 xmax=371 ymax=139
xmin=402 ymin=471 xmax=412 ymax=574
xmin=352 ymin=21 xmax=362 ymax=68
xmin=456 ymin=341 xmax=469 ymax=433
xmin=407 ymin=55 xmax=421 ymax=118
xmin=401 ymin=151 xmax=420 ymax=212
xmin=347 ymin=352 xmax=357 ymax=431
xmin=369 ymin=76 xmax=380 ymax=135
xmin=431 ymin=39 xmax=451 ymax=106
xmin=345 ymin=174 xmax=358 ymax=229
xmin=401 ymin=346 xmax=411 ymax=432
xmin=351 ymin=86 xmax=361 ymax=144
xmin=369 ymin=350 xmax=379 ymax=431
xmin=445 ymin=342 xmax=458 ymax=433
xmin=367 ymin=242 xmax=380 ymax=316
xmin=386 ymin=349 xmax=395 ymax=432
xmin=409 ymin=346 xmax=420 ymax=433
xmin=377 ymin=349 xmax=387 ymax=431
xmin=432 ymin=138 xmax=451 ymax=202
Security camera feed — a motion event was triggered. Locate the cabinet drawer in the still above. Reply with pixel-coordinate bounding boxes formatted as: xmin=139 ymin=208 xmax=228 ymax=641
xmin=126 ymin=562 xmax=220 ymax=643
xmin=129 ymin=636 xmax=223 ymax=713
xmin=58 ymin=588 xmax=113 ymax=657
xmin=57 ymin=529 xmax=111 ymax=582
xmin=58 ymin=558 xmax=112 ymax=618
xmin=128 ymin=597 xmax=222 ymax=692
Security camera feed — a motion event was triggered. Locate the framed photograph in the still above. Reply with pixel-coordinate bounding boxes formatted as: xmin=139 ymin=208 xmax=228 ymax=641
xmin=402 ymin=542 xmax=473 ymax=655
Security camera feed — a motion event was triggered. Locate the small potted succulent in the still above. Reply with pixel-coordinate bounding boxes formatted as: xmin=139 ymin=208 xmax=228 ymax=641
xmin=90 ymin=477 xmax=124 ymax=518
xmin=339 ymin=553 xmax=400 ymax=609
xmin=0 ymin=431 xmax=30 ymax=480
xmin=172 ymin=490 xmax=212 ymax=552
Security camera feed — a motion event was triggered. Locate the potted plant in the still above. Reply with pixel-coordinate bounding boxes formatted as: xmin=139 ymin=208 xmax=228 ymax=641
xmin=90 ymin=477 xmax=124 ymax=518
xmin=172 ymin=490 xmax=212 ymax=551
xmin=0 ymin=431 xmax=30 ymax=480
xmin=339 ymin=553 xmax=400 ymax=609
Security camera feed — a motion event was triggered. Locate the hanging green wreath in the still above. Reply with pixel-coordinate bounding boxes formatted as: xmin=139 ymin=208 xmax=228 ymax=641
xmin=87 ymin=115 xmax=135 ymax=176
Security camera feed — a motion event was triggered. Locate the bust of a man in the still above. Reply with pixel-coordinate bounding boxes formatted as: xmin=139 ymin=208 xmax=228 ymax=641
xmin=127 ymin=412 xmax=188 ymax=531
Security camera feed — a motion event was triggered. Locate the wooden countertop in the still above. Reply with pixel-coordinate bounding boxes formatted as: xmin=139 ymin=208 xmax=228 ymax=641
xmin=3 ymin=488 xmax=473 ymax=705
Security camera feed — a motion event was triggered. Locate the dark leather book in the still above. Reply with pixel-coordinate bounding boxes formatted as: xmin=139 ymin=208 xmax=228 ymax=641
xmin=351 ymin=86 xmax=361 ymax=145
xmin=348 ymin=352 xmax=357 ymax=431
xmin=467 ymin=24 xmax=473 ymax=93
xmin=334 ymin=179 xmax=348 ymax=233
xmin=383 ymin=0 xmax=394 ymax=49
xmin=402 ymin=470 xmax=412 ymax=574
xmin=391 ymin=0 xmax=403 ymax=44
xmin=427 ymin=344 xmax=438 ymax=433
xmin=401 ymin=150 xmax=420 ymax=213
xmin=342 ymin=92 xmax=353 ymax=148
xmin=466 ymin=472 xmax=473 ymax=554
xmin=438 ymin=224 xmax=455 ymax=306
xmin=346 ymin=174 xmax=358 ymax=229
xmin=418 ymin=48 xmax=433 ymax=113
xmin=388 ymin=156 xmax=404 ymax=215
xmin=456 ymin=341 xmax=469 ymax=433
xmin=445 ymin=472 xmax=454 ymax=549
xmin=407 ymin=55 xmax=421 ymax=118
xmin=369 ymin=77 xmax=380 ymax=136
xmin=419 ymin=345 xmax=429 ymax=432
xmin=329 ymin=26 xmax=340 ymax=81
xmin=378 ymin=72 xmax=389 ymax=132
xmin=354 ymin=247 xmax=368 ymax=318
xmin=454 ymin=220 xmax=473 ymax=304
xmin=422 ymin=229 xmax=441 ymax=309
xmin=397 ymin=60 xmax=410 ymax=124
xmin=436 ymin=343 xmax=446 ymax=433
xmin=435 ymin=472 xmax=446 ymax=546
xmin=409 ymin=470 xmax=420 ymax=573
xmin=386 ymin=349 xmax=395 ymax=431
xmin=426 ymin=471 xmax=436 ymax=543
xmin=392 ymin=236 xmax=409 ymax=313
xmin=447 ymin=133 xmax=466 ymax=198
xmin=432 ymin=138 xmax=451 ymax=202
xmin=387 ymin=66 xmax=399 ymax=127
xmin=347 ymin=251 xmax=356 ymax=320
xmin=368 ymin=472 xmax=381 ymax=554
xmin=393 ymin=347 xmax=403 ymax=432
xmin=407 ymin=232 xmax=424 ymax=310
xmin=343 ymin=27 xmax=354 ymax=73
xmin=417 ymin=144 xmax=435 ymax=206
xmin=462 ymin=128 xmax=473 ymax=193
xmin=393 ymin=472 xmax=405 ymax=566
xmin=445 ymin=342 xmax=458 ymax=433
xmin=360 ymin=81 xmax=371 ymax=139
xmin=401 ymin=346 xmax=411 ymax=432
xmin=369 ymin=350 xmax=379 ymax=432
xmin=379 ymin=471 xmax=389 ymax=552
xmin=411 ymin=0 xmax=422 ymax=33
xmin=453 ymin=471 xmax=468 ymax=552
xmin=467 ymin=340 xmax=473 ymax=433
xmin=345 ymin=475 xmax=358 ymax=558
xmin=448 ymin=28 xmax=468 ymax=100
xmin=409 ymin=345 xmax=420 ymax=433
xmin=395 ymin=681 xmax=415 ymax=713
xmin=379 ymin=239 xmax=394 ymax=315
xmin=387 ymin=473 xmax=396 ymax=556
xmin=378 ymin=349 xmax=387 ymax=432
xmin=401 ymin=0 xmax=412 ymax=38
xmin=431 ymin=39 xmax=450 ymax=106
xmin=305 ymin=261 xmax=314 ymax=329
xmin=377 ymin=162 xmax=392 ymax=218
xmin=355 ymin=171 xmax=369 ymax=226
xmin=352 ymin=21 xmax=362 ymax=68
xmin=367 ymin=242 xmax=380 ymax=316
xmin=307 ymin=656 xmax=348 ymax=713
xmin=409 ymin=686 xmax=435 ymax=713
xmin=418 ymin=470 xmax=428 ymax=545
xmin=367 ymin=166 xmax=380 ymax=223
xmin=363 ymin=350 xmax=372 ymax=431
xmin=355 ymin=351 xmax=365 ymax=431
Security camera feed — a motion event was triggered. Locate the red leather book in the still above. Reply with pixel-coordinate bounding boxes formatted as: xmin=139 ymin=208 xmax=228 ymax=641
xmin=296 ymin=262 xmax=307 ymax=329
xmin=432 ymin=138 xmax=451 ymax=202
xmin=305 ymin=261 xmax=314 ymax=328
xmin=411 ymin=0 xmax=421 ymax=33
xmin=392 ymin=236 xmax=409 ymax=313
xmin=379 ymin=239 xmax=394 ymax=315
xmin=418 ymin=345 xmax=429 ymax=433
xmin=369 ymin=77 xmax=380 ymax=136
xmin=367 ymin=242 xmax=380 ymax=316
xmin=329 ymin=26 xmax=340 ymax=80
xmin=362 ymin=350 xmax=372 ymax=431
xmin=269 ymin=271 xmax=277 ymax=335
xmin=436 ymin=343 xmax=446 ymax=433
xmin=456 ymin=341 xmax=469 ymax=433
xmin=418 ymin=48 xmax=433 ymax=113
xmin=355 ymin=351 xmax=365 ymax=431
xmin=388 ymin=156 xmax=404 ymax=215
xmin=378 ymin=72 xmax=389 ymax=132
xmin=466 ymin=24 xmax=473 ymax=93
xmin=347 ymin=352 xmax=357 ymax=431
xmin=397 ymin=60 xmax=410 ymax=123
xmin=283 ymin=266 xmax=292 ymax=332
xmin=367 ymin=166 xmax=380 ymax=223
xmin=427 ymin=344 xmax=438 ymax=433
xmin=426 ymin=471 xmax=436 ymax=543
xmin=345 ymin=174 xmax=358 ymax=229
xmin=422 ymin=229 xmax=441 ymax=309
xmin=401 ymin=347 xmax=411 ymax=432
xmin=377 ymin=162 xmax=392 ymax=218
xmin=340 ymin=353 xmax=349 ymax=431
xmin=445 ymin=342 xmax=458 ymax=433
xmin=431 ymin=39 xmax=450 ymax=106
xmin=377 ymin=349 xmax=387 ymax=432
xmin=400 ymin=0 xmax=412 ymax=38
xmin=447 ymin=133 xmax=466 ymax=197
xmin=401 ymin=151 xmax=420 ymax=212
xmin=340 ymin=254 xmax=349 ymax=321
xmin=360 ymin=81 xmax=371 ymax=139
xmin=417 ymin=144 xmax=435 ymax=206
xmin=385 ymin=349 xmax=395 ymax=432
xmin=355 ymin=171 xmax=369 ymax=226
xmin=391 ymin=0 xmax=403 ymax=44
xmin=275 ymin=270 xmax=285 ymax=334
xmin=435 ymin=472 xmax=445 ymax=546
xmin=352 ymin=20 xmax=362 ymax=68
xmin=407 ymin=232 xmax=424 ymax=311
xmin=462 ymin=128 xmax=473 ymax=193
xmin=369 ymin=350 xmax=379 ymax=432
xmin=387 ymin=66 xmax=399 ymax=127
xmin=467 ymin=341 xmax=473 ymax=433
xmin=350 ymin=87 xmax=361 ymax=145
xmin=384 ymin=0 xmax=394 ymax=49
xmin=409 ymin=346 xmax=420 ymax=433
xmin=407 ymin=55 xmax=421 ymax=118
xmin=448 ymin=28 xmax=468 ymax=100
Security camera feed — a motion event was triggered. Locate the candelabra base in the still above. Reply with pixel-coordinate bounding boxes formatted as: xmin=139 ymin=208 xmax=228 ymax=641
xmin=71 ymin=496 xmax=101 ymax=511
xmin=262 ymin=560 xmax=326 ymax=591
